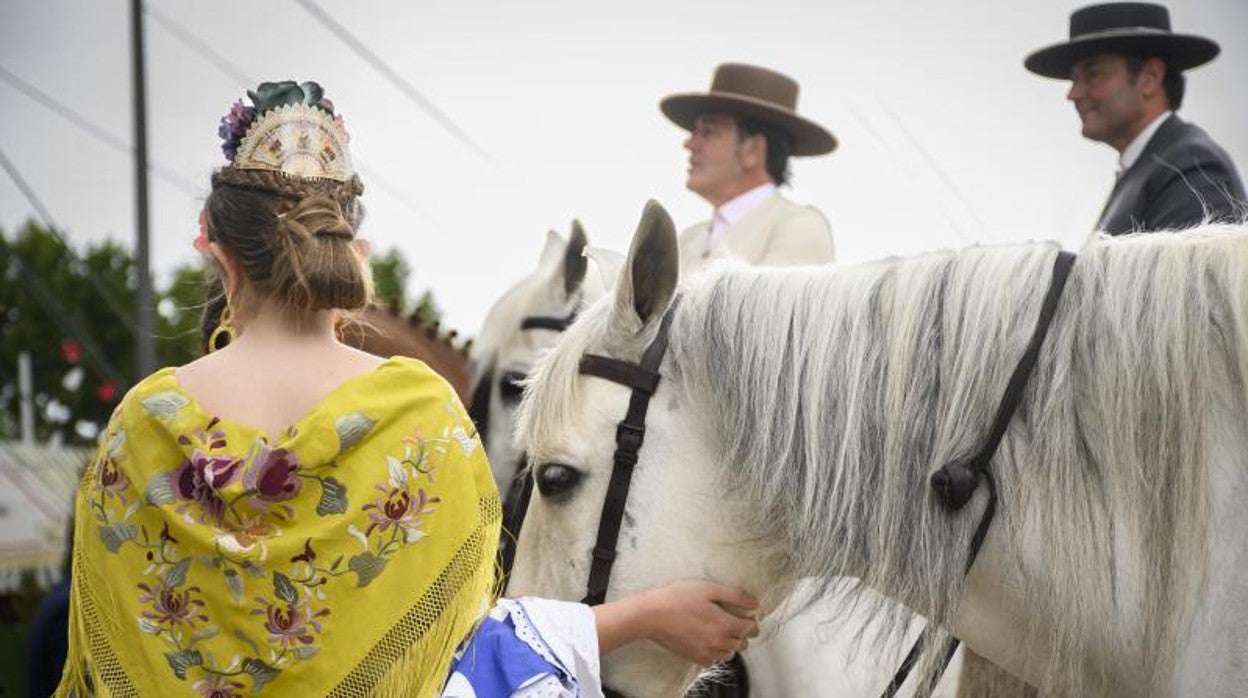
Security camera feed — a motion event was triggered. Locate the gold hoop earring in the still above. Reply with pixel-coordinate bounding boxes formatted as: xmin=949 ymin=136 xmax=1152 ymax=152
xmin=208 ymin=304 xmax=237 ymax=352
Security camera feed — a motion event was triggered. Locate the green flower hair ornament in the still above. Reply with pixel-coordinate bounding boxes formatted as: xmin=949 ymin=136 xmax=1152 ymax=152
xmin=248 ymin=81 xmax=332 ymax=117
xmin=220 ymin=80 xmax=345 ymax=163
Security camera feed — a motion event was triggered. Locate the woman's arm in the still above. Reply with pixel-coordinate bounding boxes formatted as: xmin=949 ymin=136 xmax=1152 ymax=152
xmin=592 ymin=580 xmax=760 ymax=666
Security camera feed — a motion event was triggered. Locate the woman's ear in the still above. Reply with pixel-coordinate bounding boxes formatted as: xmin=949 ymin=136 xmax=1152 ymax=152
xmin=352 ymin=238 xmax=373 ymax=260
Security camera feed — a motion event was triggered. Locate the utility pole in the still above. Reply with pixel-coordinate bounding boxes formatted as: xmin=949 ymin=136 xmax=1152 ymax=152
xmin=130 ymin=0 xmax=155 ymax=376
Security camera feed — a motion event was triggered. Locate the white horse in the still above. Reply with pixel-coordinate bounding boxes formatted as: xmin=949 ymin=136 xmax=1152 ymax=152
xmin=471 ymin=222 xmax=983 ymax=696
xmin=470 ymin=221 xmax=615 ymax=495
xmin=509 ymin=201 xmax=1248 ymax=696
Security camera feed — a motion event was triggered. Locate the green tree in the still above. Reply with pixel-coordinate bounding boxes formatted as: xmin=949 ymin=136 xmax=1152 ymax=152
xmin=156 ymin=264 xmax=210 ymax=367
xmin=370 ymin=247 xmax=410 ymax=312
xmin=369 ymin=246 xmax=442 ymax=323
xmin=411 ymin=290 xmax=442 ymax=325
xmin=0 ymin=222 xmax=207 ymax=444
xmin=0 ymin=222 xmax=134 ymax=443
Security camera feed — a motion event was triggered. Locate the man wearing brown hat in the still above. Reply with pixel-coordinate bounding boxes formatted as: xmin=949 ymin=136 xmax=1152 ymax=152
xmin=1026 ymin=2 xmax=1244 ymax=234
xmin=660 ymin=63 xmax=836 ymax=275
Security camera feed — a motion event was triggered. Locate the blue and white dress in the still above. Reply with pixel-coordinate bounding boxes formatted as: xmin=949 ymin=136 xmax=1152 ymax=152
xmin=442 ymin=598 xmax=603 ymax=698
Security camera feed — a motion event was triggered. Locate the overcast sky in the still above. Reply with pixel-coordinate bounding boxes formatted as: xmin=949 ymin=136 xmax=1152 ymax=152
xmin=2 ymin=0 xmax=1245 ymax=335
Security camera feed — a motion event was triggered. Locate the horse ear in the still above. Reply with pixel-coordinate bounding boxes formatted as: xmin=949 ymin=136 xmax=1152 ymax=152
xmin=615 ymin=200 xmax=679 ymax=327
xmin=538 ymin=229 xmax=565 ymax=268
xmin=563 ymin=220 xmax=589 ymax=296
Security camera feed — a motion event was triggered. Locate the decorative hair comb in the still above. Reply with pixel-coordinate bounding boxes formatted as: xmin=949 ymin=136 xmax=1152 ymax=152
xmin=218 ymin=81 xmax=353 ymax=182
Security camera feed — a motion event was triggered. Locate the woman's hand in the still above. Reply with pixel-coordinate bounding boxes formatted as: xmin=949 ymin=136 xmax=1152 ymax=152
xmin=593 ymin=580 xmax=760 ymax=666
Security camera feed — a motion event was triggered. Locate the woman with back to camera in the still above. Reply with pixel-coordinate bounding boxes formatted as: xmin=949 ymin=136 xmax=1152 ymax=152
xmin=55 ymin=81 xmax=757 ymax=697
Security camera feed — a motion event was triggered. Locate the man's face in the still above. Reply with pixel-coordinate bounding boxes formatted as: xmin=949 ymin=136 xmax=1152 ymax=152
xmin=1066 ymin=54 xmax=1147 ymax=148
xmin=683 ymin=113 xmax=751 ymax=205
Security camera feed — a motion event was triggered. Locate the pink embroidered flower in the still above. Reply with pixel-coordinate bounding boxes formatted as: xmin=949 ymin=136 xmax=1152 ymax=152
xmin=95 ymin=455 xmax=131 ymax=504
xmin=172 ymin=451 xmax=243 ymax=523
xmin=244 ymin=447 xmax=302 ymax=503
xmin=192 ymin=675 xmax=245 ymax=698
xmin=138 ymin=580 xmax=207 ymax=627
xmin=251 ymin=598 xmax=328 ymax=649
xmin=363 ymin=486 xmax=438 ymax=541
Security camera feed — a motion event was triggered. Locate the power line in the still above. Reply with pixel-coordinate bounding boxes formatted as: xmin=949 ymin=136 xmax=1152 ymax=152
xmin=143 ymin=4 xmax=252 ymax=88
xmin=142 ymin=3 xmax=435 ymax=221
xmin=0 ymin=63 xmax=200 ymax=196
xmin=874 ymin=96 xmax=986 ymax=236
xmin=0 ymin=146 xmax=140 ymax=336
xmin=293 ymin=0 xmax=496 ymax=164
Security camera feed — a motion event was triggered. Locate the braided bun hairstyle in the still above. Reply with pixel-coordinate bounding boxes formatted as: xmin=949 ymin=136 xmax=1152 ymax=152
xmin=200 ymin=168 xmax=372 ymax=349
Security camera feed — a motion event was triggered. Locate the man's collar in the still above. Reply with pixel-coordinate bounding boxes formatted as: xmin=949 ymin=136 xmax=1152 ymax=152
xmin=1119 ymin=111 xmax=1173 ymax=173
xmin=710 ymin=182 xmax=777 ymax=236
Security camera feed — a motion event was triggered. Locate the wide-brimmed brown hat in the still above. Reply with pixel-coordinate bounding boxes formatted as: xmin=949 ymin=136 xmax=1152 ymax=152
xmin=1025 ymin=2 xmax=1219 ymax=79
xmin=660 ymin=63 xmax=836 ymax=156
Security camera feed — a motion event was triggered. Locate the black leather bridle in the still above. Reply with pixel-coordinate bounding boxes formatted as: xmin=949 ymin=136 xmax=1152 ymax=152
xmin=501 ymin=249 xmax=1074 ymax=698
xmin=502 ymin=299 xmax=681 ymax=698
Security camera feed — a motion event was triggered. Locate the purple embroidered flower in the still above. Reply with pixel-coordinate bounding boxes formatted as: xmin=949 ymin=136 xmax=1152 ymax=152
xmin=95 ymin=456 xmax=131 ymax=504
xmin=251 ymin=598 xmax=328 ymax=649
xmin=172 ymin=451 xmax=243 ymax=523
xmin=192 ymin=675 xmax=245 ymax=698
xmin=363 ymin=486 xmax=438 ymax=542
xmin=244 ymin=447 xmax=302 ymax=503
xmin=218 ymin=99 xmax=257 ymax=162
xmin=138 ymin=580 xmax=207 ymax=627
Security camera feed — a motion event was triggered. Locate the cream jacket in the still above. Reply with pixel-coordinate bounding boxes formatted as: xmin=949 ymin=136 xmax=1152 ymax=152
xmin=678 ymin=192 xmax=834 ymax=276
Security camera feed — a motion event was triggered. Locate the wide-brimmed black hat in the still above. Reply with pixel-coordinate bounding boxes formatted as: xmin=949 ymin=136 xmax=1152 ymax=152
xmin=660 ymin=63 xmax=837 ymax=156
xmin=1025 ymin=2 xmax=1220 ymax=79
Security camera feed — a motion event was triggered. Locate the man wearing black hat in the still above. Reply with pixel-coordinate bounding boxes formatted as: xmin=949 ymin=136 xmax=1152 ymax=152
xmin=1026 ymin=2 xmax=1244 ymax=235
xmin=661 ymin=63 xmax=836 ymax=276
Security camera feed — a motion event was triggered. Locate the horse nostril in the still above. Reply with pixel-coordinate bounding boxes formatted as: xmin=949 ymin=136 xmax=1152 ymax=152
xmin=535 ymin=462 xmax=583 ymax=501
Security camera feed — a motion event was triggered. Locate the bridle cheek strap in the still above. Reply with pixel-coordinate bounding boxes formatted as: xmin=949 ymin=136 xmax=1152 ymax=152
xmin=578 ymin=298 xmax=681 ymax=607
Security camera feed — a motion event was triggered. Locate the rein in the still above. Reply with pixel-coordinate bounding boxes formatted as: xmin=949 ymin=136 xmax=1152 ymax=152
xmin=882 ymin=250 xmax=1076 ymax=696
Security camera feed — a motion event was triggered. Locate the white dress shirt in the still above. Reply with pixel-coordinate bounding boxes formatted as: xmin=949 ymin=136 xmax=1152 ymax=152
xmin=1118 ymin=110 xmax=1173 ymax=174
xmin=708 ymin=182 xmax=777 ymax=242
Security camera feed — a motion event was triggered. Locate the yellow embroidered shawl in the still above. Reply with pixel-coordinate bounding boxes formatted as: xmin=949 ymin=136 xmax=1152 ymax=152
xmin=57 ymin=357 xmax=501 ymax=697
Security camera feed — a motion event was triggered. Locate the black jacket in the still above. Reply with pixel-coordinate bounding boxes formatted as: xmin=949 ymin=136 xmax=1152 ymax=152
xmin=1098 ymin=114 xmax=1245 ymax=235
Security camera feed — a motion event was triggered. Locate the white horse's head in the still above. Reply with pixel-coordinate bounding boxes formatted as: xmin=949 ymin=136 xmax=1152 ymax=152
xmin=470 ymin=222 xmax=620 ymax=495
xmin=509 ymin=202 xmax=789 ymax=695
xmin=513 ymin=203 xmax=1248 ymax=696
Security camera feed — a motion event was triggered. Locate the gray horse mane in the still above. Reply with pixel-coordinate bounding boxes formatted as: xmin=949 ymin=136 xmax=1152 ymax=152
xmin=523 ymin=224 xmax=1248 ymax=694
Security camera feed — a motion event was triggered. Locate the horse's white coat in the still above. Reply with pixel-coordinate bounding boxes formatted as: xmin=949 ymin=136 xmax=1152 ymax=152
xmin=512 ymin=204 xmax=1248 ymax=697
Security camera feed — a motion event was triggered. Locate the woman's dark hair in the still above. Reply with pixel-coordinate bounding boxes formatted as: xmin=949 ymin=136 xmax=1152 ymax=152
xmin=199 ymin=168 xmax=371 ymax=352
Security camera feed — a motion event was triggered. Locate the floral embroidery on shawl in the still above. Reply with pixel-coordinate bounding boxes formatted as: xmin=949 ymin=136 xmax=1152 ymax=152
xmin=75 ymin=366 xmax=489 ymax=695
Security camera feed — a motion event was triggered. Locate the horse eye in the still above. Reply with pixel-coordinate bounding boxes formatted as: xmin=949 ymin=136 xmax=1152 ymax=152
xmin=498 ymin=371 xmax=527 ymax=404
xmin=535 ymin=462 xmax=583 ymax=501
